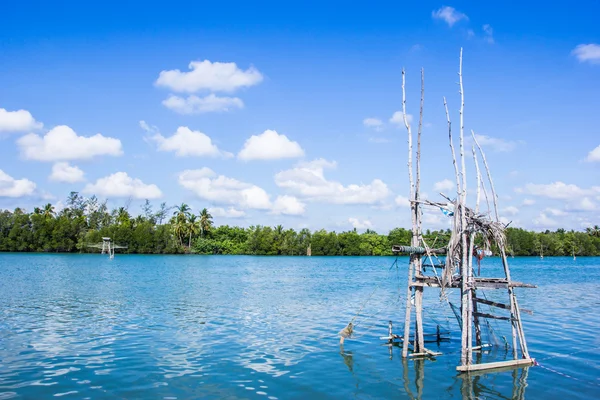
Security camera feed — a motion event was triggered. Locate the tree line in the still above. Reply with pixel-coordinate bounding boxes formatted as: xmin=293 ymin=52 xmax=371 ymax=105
xmin=0 ymin=192 xmax=599 ymax=256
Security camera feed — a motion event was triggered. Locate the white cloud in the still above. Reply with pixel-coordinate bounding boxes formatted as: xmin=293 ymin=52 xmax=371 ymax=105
xmin=521 ymin=181 xmax=600 ymax=200
xmin=155 ymin=60 xmax=263 ymax=93
xmin=567 ymin=197 xmax=597 ymax=211
xmin=0 ymin=108 xmax=42 ymax=133
xmin=434 ymin=179 xmax=454 ymax=192
xmin=363 ymin=118 xmax=384 ymax=130
xmin=473 ymin=134 xmax=518 ymax=152
xmin=162 ymin=94 xmax=244 ymax=114
xmin=422 ymin=208 xmax=452 ymax=229
xmin=533 ymin=212 xmax=558 ymax=228
xmin=18 ymin=125 xmax=122 ymax=161
xmin=572 ymin=44 xmax=600 ymax=65
xmin=431 ymin=6 xmax=468 ymax=27
xmin=271 ymin=195 xmax=306 ymax=215
xmin=390 ymin=111 xmax=413 ymax=126
xmin=395 ymin=195 xmax=410 ymax=207
xmin=49 ymin=162 xmax=84 ymax=183
xmin=83 ymin=172 xmax=162 ymax=199
xmin=178 ymin=168 xmax=271 ymax=210
xmin=585 ymin=144 xmax=600 ymax=162
xmin=545 ymin=208 xmax=567 ymax=217
xmin=209 ymin=207 xmax=246 ymax=219
xmin=0 ymin=170 xmax=36 ymax=197
xmin=483 ymin=24 xmax=494 ymax=44
xmin=275 ymin=159 xmax=391 ymax=205
xmin=502 ymin=206 xmax=519 ymax=216
xmin=522 ymin=198 xmax=535 ymax=206
xmin=146 ymin=125 xmax=232 ymax=158
xmin=349 ymin=217 xmax=373 ymax=230
xmin=238 ymin=130 xmax=304 ymax=161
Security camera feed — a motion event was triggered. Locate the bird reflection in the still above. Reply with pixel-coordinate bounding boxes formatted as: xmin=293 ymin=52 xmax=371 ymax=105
xmin=339 ymin=344 xmax=354 ymax=373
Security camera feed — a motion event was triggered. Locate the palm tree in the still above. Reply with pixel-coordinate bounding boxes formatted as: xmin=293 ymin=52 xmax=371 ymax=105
xmin=187 ymin=214 xmax=200 ymax=248
xmin=116 ymin=207 xmax=131 ymax=226
xmin=173 ymin=203 xmax=191 ymax=222
xmin=171 ymin=217 xmax=187 ymax=247
xmin=199 ymin=208 xmax=213 ymax=237
xmin=42 ymin=203 xmax=55 ymax=219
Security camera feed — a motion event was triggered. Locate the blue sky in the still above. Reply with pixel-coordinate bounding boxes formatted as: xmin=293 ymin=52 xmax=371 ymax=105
xmin=1 ymin=1 xmax=599 ymax=232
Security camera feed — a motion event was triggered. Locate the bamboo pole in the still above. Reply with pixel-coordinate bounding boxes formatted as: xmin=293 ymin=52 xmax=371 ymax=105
xmin=413 ymin=68 xmax=425 ymax=353
xmin=401 ymin=68 xmax=417 ymax=358
xmin=456 ymin=47 xmax=472 ymax=367
xmin=443 ymin=96 xmax=461 ymax=286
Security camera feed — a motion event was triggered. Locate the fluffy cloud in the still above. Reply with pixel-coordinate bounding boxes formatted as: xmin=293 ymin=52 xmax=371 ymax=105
xmin=275 ymin=159 xmax=391 ymax=205
xmin=0 ymin=169 xmax=36 ymax=197
xmin=434 ymin=179 xmax=454 ymax=192
xmin=566 ymin=197 xmax=597 ymax=211
xmin=238 ymin=130 xmax=304 ymax=161
xmin=271 ymin=195 xmax=306 ymax=215
xmin=545 ymin=208 xmax=567 ymax=217
xmin=473 ymin=134 xmax=518 ymax=152
xmin=533 ymin=212 xmax=558 ymax=228
xmin=162 ymin=94 xmax=244 ymax=114
xmin=395 ymin=195 xmax=410 ymax=207
xmin=390 ymin=111 xmax=413 ymax=126
xmin=572 ymin=44 xmax=600 ymax=65
xmin=18 ymin=125 xmax=122 ymax=161
xmin=349 ymin=217 xmax=373 ymax=230
xmin=49 ymin=162 xmax=84 ymax=183
xmin=0 ymin=108 xmax=42 ymax=133
xmin=145 ymin=124 xmax=232 ymax=158
xmin=178 ymin=168 xmax=271 ymax=210
xmin=502 ymin=206 xmax=519 ymax=216
xmin=155 ymin=60 xmax=263 ymax=93
xmin=585 ymin=145 xmax=600 ymax=162
xmin=431 ymin=6 xmax=468 ymax=27
xmin=363 ymin=118 xmax=384 ymax=130
xmin=521 ymin=181 xmax=600 ymax=200
xmin=209 ymin=207 xmax=246 ymax=218
xmin=522 ymin=198 xmax=535 ymax=206
xmin=83 ymin=172 xmax=162 ymax=199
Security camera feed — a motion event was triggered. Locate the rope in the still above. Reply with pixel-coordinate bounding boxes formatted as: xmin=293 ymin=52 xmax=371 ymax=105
xmin=534 ymin=346 xmax=600 ymax=363
xmin=536 ymin=363 xmax=600 ymax=388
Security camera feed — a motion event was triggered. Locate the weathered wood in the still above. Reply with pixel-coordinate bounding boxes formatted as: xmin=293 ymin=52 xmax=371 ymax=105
xmin=456 ymin=358 xmax=534 ymax=373
xmin=401 ymin=68 xmax=416 ymax=359
xmin=473 ymin=312 xmax=511 ymax=321
xmin=472 ymin=292 xmax=482 ymax=346
xmin=392 ymin=245 xmax=447 ymax=254
xmin=474 ymin=297 xmax=508 ymax=309
xmin=413 ymin=67 xmax=425 ymax=355
xmin=411 ymin=276 xmax=536 ymax=290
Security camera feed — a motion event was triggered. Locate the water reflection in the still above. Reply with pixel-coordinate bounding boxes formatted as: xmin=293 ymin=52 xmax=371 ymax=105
xmin=457 ymin=367 xmax=529 ymax=400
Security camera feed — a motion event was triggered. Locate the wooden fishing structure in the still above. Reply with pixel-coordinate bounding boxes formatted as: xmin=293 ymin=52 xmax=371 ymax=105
xmin=87 ymin=237 xmax=127 ymax=259
xmin=394 ymin=49 xmax=536 ymax=373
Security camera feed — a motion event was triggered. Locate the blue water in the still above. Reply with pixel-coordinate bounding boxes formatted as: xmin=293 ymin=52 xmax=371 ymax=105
xmin=0 ymin=254 xmax=599 ymax=399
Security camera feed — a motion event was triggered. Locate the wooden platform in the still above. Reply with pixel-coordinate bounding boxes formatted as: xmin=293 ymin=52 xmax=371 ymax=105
xmin=456 ymin=358 xmax=534 ymax=373
xmin=411 ymin=275 xmax=536 ymax=290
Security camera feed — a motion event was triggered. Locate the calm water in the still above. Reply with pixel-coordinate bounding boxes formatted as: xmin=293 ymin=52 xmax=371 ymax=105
xmin=1 ymin=254 xmax=599 ymax=399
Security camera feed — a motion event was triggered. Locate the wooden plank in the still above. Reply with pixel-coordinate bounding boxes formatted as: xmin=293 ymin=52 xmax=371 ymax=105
xmin=475 ymin=297 xmax=510 ymax=309
xmin=456 ymin=358 xmax=533 ymax=373
xmin=474 ymin=312 xmax=511 ymax=321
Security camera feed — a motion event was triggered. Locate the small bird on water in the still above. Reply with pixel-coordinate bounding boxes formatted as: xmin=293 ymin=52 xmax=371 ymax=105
xmin=339 ymin=322 xmax=353 ymax=344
